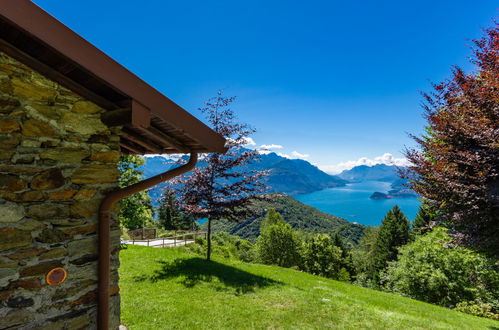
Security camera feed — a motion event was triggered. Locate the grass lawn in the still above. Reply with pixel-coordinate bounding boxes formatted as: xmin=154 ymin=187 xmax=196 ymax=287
xmin=120 ymin=245 xmax=498 ymax=329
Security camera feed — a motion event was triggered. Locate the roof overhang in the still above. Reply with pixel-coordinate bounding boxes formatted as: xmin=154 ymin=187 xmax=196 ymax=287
xmin=0 ymin=0 xmax=227 ymax=155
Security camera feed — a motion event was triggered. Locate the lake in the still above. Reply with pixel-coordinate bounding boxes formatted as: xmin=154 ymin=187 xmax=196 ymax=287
xmin=295 ymin=181 xmax=420 ymax=226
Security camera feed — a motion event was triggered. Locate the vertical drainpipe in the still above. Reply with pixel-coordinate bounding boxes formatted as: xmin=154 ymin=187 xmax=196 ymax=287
xmin=97 ymin=152 xmax=198 ymax=329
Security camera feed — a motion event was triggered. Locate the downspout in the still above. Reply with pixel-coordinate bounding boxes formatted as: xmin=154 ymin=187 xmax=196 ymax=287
xmin=97 ymin=152 xmax=198 ymax=329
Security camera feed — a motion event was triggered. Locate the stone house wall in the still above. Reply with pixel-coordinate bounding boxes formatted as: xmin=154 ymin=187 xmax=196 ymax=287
xmin=0 ymin=51 xmax=121 ymax=329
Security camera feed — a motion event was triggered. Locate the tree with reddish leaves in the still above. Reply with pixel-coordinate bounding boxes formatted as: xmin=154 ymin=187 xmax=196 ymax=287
xmin=403 ymin=23 xmax=499 ymax=252
xmin=175 ymin=91 xmax=268 ymax=260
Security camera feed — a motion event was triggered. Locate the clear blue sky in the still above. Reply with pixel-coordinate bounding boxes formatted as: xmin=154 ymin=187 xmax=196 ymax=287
xmin=34 ymin=0 xmax=497 ymax=173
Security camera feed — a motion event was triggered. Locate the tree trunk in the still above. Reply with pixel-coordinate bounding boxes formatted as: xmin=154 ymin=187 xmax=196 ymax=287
xmin=207 ymin=218 xmax=212 ymax=261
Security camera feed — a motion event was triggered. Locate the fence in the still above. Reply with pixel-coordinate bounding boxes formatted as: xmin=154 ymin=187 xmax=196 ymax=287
xmin=126 ymin=231 xmax=207 ymax=248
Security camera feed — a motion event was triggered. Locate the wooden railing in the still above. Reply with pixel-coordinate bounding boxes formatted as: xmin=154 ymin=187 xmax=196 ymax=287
xmin=126 ymin=231 xmax=207 ymax=248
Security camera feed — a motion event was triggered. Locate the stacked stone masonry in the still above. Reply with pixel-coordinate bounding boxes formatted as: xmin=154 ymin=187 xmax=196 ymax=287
xmin=0 ymin=51 xmax=121 ymax=329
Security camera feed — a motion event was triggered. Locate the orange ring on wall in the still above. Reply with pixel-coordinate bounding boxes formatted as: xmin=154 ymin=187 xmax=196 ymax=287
xmin=46 ymin=267 xmax=67 ymax=286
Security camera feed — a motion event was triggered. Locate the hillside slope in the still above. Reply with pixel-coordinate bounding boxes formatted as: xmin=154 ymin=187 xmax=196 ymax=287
xmin=120 ymin=246 xmax=498 ymax=329
xmin=207 ymin=193 xmax=365 ymax=244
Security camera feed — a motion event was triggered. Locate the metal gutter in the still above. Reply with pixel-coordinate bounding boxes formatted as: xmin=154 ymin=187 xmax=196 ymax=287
xmin=98 ymin=153 xmax=198 ymax=329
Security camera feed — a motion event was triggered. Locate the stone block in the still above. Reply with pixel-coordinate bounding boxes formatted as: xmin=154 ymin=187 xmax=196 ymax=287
xmin=62 ymin=112 xmax=108 ymax=136
xmin=0 ymin=118 xmax=20 ymax=133
xmin=27 ymin=204 xmax=68 ymax=219
xmin=40 ymin=148 xmax=89 ymax=163
xmin=11 ymin=76 xmax=56 ymax=101
xmin=20 ymin=259 xmax=63 ymax=277
xmin=74 ymin=188 xmax=97 ymax=200
xmin=71 ymin=164 xmax=119 ymax=184
xmin=72 ymin=100 xmax=102 ymax=114
xmin=22 ymin=119 xmax=59 ymax=138
xmin=90 ymin=150 xmax=120 ymax=163
xmin=0 ymin=174 xmax=26 ymax=192
xmin=0 ymin=227 xmax=31 ymax=252
xmin=31 ymin=168 xmax=65 ymax=190
xmin=70 ymin=199 xmax=100 ymax=218
xmin=48 ymin=189 xmax=76 ymax=200
xmin=39 ymin=247 xmax=68 ymax=260
xmin=0 ymin=201 xmax=24 ymax=222
xmin=0 ymin=310 xmax=35 ymax=329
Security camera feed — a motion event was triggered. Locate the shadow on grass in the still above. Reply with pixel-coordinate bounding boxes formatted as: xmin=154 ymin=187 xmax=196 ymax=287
xmin=134 ymin=257 xmax=282 ymax=295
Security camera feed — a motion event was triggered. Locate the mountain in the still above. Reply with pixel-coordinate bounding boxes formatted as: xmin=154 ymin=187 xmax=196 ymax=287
xmin=337 ymin=164 xmax=401 ymax=182
xmin=141 ymin=151 xmax=347 ymax=207
xmin=207 ymin=193 xmax=366 ymax=245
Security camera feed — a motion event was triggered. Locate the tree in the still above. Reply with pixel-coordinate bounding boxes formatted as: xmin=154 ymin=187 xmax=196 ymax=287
xmin=176 ymin=91 xmax=267 ymax=260
xmin=260 ymin=208 xmax=285 ymax=233
xmin=402 ymin=24 xmax=499 ymax=250
xmin=257 ymin=218 xmax=302 ymax=268
xmin=302 ymin=234 xmax=344 ymax=279
xmin=118 ymin=155 xmax=153 ymax=231
xmin=157 ymin=188 xmax=197 ymax=231
xmin=332 ymin=233 xmax=355 ymax=277
xmin=412 ymin=203 xmax=434 ymax=236
xmin=352 ymin=226 xmax=380 ymax=288
xmin=381 ymin=227 xmax=499 ymax=310
xmin=370 ymin=206 xmax=410 ymax=280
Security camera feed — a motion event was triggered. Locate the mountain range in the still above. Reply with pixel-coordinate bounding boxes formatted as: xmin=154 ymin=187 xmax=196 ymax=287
xmin=140 ymin=151 xmax=414 ymax=207
xmin=140 ymin=150 xmax=347 ymax=205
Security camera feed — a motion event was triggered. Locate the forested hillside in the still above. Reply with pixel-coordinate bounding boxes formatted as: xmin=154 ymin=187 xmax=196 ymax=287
xmin=207 ymin=193 xmax=365 ymax=244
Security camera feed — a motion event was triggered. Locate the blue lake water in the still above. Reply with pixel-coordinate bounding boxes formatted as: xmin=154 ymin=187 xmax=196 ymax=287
xmin=295 ymin=181 xmax=420 ymax=226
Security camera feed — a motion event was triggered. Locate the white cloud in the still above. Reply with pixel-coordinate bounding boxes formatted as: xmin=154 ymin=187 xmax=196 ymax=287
xmin=320 ymin=153 xmax=411 ymax=175
xmin=241 ymin=137 xmax=256 ymax=146
xmin=260 ymin=144 xmax=283 ymax=150
xmin=291 ymin=151 xmax=310 ymax=160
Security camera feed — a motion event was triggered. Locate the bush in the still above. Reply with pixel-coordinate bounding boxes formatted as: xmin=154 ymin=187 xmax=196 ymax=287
xmin=381 ymin=227 xmax=499 ymax=310
xmin=454 ymin=300 xmax=499 ymax=321
xmin=257 ymin=222 xmax=302 ymax=268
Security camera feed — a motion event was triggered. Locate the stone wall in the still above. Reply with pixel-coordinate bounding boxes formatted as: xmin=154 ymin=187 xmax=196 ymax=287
xmin=0 ymin=51 xmax=122 ymax=329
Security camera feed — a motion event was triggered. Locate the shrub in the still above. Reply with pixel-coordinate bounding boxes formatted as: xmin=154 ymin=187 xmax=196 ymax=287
xmin=382 ymin=227 xmax=499 ymax=310
xmin=454 ymin=300 xmax=499 ymax=321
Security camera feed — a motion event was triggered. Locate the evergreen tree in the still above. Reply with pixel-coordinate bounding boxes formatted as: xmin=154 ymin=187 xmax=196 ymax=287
xmin=157 ymin=189 xmax=178 ymax=230
xmin=370 ymin=206 xmax=410 ymax=280
xmin=118 ymin=155 xmax=153 ymax=231
xmin=412 ymin=204 xmax=433 ymax=235
xmin=158 ymin=188 xmax=198 ymax=231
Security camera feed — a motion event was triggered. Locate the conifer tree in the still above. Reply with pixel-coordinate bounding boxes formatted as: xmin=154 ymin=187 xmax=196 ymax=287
xmin=158 ymin=188 xmax=197 ymax=231
xmin=370 ymin=205 xmax=410 ymax=280
xmin=412 ymin=204 xmax=434 ymax=235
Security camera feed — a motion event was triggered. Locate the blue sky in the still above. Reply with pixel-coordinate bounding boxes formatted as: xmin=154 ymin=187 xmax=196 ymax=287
xmin=34 ymin=0 xmax=497 ymax=173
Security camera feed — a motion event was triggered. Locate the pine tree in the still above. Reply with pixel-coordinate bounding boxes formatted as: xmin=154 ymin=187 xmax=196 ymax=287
xmin=370 ymin=205 xmax=410 ymax=280
xmin=157 ymin=190 xmax=178 ymax=230
xmin=118 ymin=155 xmax=153 ymax=231
xmin=158 ymin=188 xmax=198 ymax=231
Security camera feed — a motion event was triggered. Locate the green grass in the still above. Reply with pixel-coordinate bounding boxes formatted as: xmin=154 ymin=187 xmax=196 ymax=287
xmin=120 ymin=245 xmax=498 ymax=329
